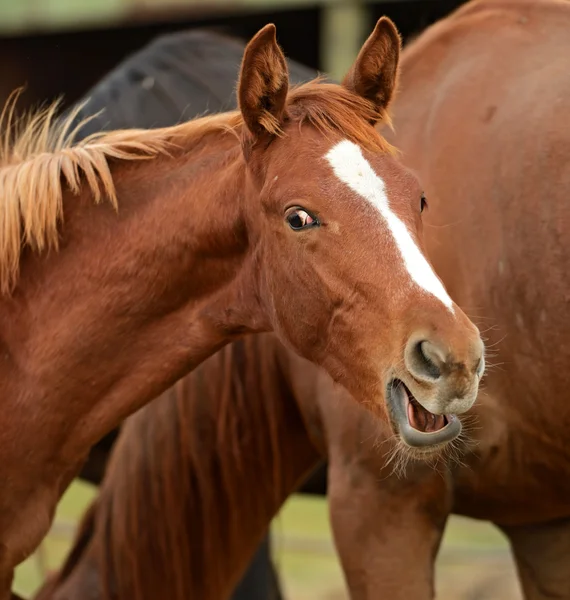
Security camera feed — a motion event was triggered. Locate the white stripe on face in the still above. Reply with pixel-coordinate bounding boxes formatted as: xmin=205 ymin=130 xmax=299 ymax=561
xmin=325 ymin=140 xmax=454 ymax=311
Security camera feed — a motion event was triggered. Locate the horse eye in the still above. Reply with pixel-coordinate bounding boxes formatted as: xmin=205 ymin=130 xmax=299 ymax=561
xmin=420 ymin=194 xmax=428 ymax=213
xmin=286 ymin=207 xmax=319 ymax=231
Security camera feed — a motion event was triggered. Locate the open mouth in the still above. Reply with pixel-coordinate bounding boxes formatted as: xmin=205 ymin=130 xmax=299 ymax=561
xmin=386 ymin=379 xmax=461 ymax=449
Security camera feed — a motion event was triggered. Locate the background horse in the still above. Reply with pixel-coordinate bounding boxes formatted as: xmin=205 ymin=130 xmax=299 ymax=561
xmin=374 ymin=0 xmax=570 ymax=597
xmin=0 ymin=17 xmax=486 ymax=598
xmin=42 ymin=1 xmax=570 ymax=599
xmin=33 ymin=333 xmax=374 ymax=600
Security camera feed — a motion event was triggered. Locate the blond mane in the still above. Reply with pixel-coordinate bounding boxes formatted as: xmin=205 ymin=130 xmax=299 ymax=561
xmin=0 ymin=81 xmax=394 ymax=294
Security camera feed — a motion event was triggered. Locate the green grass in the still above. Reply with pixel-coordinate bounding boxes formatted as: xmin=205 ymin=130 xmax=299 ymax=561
xmin=13 ymin=480 xmax=97 ymax=597
xmin=14 ymin=483 xmax=521 ymax=599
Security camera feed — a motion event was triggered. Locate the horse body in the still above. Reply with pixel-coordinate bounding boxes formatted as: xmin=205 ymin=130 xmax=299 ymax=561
xmin=35 ymin=334 xmax=324 ymax=600
xmin=323 ymin=1 xmax=570 ymax=597
xmin=0 ymin=107 xmax=253 ymax=584
xmin=64 ymin=29 xmax=319 ymax=138
xmin=393 ymin=0 xmax=570 ymax=523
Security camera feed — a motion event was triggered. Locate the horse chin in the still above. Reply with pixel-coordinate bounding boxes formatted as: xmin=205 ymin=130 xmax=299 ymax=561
xmin=386 ymin=379 xmax=462 ymax=458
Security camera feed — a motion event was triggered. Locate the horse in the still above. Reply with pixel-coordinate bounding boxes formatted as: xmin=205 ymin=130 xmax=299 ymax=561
xmin=377 ymin=0 xmax=570 ymax=596
xmin=32 ymin=333 xmax=371 ymax=600
xmin=251 ymin=0 xmax=570 ymax=595
xmin=0 ymin=16 xmax=485 ymax=597
xmin=38 ymin=0 xmax=570 ymax=598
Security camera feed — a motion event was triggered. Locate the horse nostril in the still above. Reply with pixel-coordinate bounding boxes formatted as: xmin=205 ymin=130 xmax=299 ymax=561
xmin=416 ymin=341 xmax=442 ymax=380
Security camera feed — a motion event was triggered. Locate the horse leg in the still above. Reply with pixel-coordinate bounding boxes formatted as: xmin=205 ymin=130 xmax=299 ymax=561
xmin=0 ymin=567 xmax=14 ymax=600
xmin=499 ymin=518 xmax=570 ymax=599
xmin=327 ymin=456 xmax=451 ymax=600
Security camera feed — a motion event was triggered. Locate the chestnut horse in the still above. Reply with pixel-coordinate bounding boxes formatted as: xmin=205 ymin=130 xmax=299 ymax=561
xmin=32 ymin=333 xmax=370 ymax=600
xmin=38 ymin=1 xmax=570 ymax=599
xmin=0 ymin=17 xmax=485 ymax=596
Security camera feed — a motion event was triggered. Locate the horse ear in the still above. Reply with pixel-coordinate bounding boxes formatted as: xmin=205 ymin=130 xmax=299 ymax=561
xmin=238 ymin=24 xmax=289 ymax=144
xmin=342 ymin=17 xmax=401 ymax=121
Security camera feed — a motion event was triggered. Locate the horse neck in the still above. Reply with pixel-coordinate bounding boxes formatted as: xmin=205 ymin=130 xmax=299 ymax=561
xmin=0 ymin=131 xmax=274 ymax=565
xmin=44 ymin=334 xmax=322 ymax=600
xmin=4 ymin=129 xmax=260 ymax=408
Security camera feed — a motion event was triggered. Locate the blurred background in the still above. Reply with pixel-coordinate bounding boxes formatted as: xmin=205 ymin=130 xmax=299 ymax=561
xmin=0 ymin=0 xmax=464 ymax=109
xmin=16 ymin=480 xmax=521 ymax=599
xmin=0 ymin=0 xmax=521 ymax=597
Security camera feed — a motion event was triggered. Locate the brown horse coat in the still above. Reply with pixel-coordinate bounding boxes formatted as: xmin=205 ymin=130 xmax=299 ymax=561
xmin=35 ymin=334 xmax=328 ymax=600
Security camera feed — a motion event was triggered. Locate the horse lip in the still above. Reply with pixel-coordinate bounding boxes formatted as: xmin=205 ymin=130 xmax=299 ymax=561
xmin=386 ymin=380 xmax=462 ymax=448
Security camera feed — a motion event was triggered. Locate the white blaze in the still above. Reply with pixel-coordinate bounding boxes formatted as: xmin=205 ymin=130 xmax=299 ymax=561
xmin=325 ymin=140 xmax=454 ymax=311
